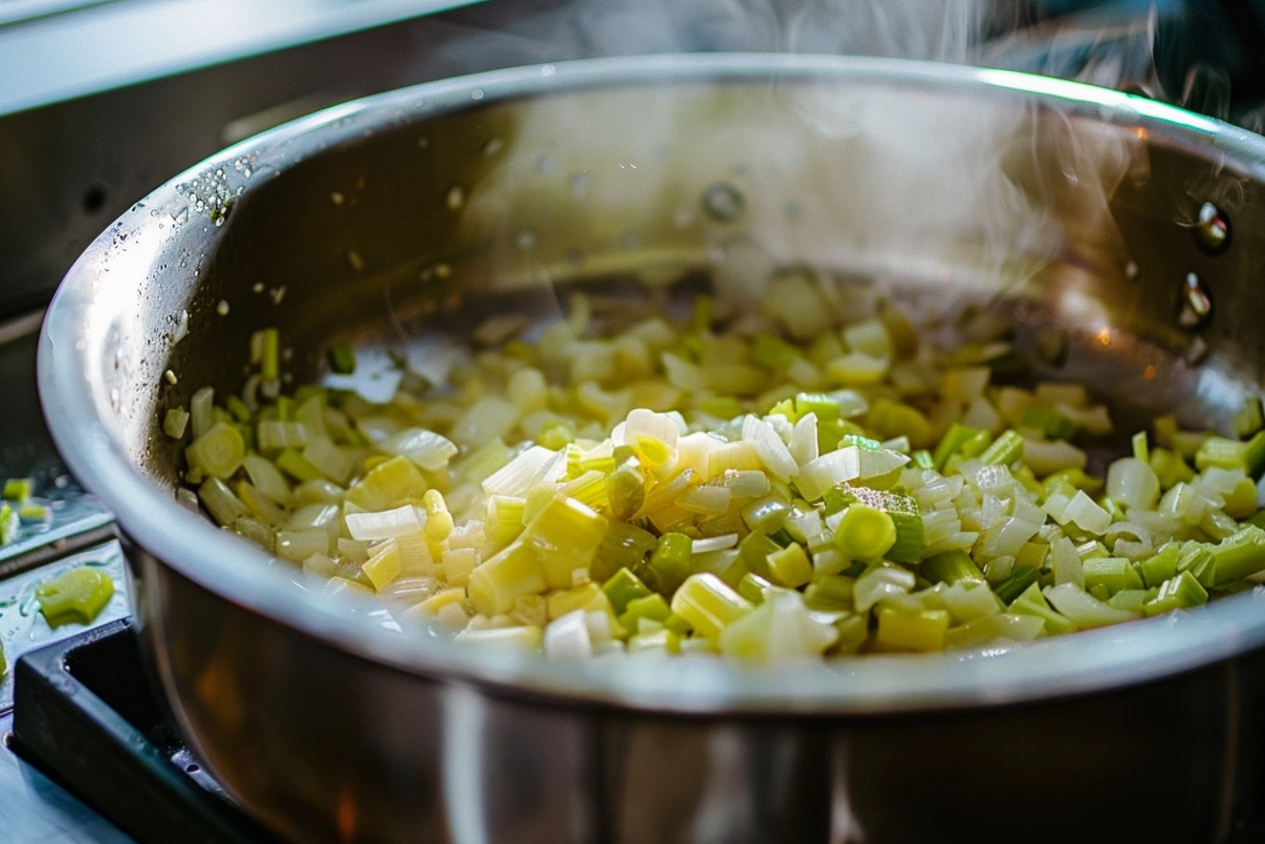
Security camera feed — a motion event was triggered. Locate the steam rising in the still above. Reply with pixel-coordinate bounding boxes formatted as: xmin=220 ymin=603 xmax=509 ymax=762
xmin=429 ymin=1 xmax=1158 ymax=329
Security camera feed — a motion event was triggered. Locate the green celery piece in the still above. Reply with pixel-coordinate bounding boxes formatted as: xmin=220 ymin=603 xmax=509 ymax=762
xmin=840 ymin=434 xmax=883 ymax=451
xmin=839 ymin=487 xmax=922 ymax=564
xmin=592 ymin=521 xmax=656 ymax=584
xmin=1149 ymin=447 xmax=1195 ymax=489
xmin=1210 ymin=525 xmax=1265 ymax=586
xmin=602 ymin=567 xmax=653 ymax=615
xmin=804 ymin=575 xmax=855 ymax=609
xmin=741 ymin=495 xmax=790 ymax=535
xmin=328 ymin=343 xmax=357 ymax=374
xmin=911 ymin=450 xmax=935 ymax=471
xmin=261 ymin=327 xmax=281 ymax=381
xmin=994 ymin=565 xmax=1040 ymax=605
xmin=1142 ymin=570 xmax=1209 ymax=616
xmin=794 ymin=392 xmax=842 ymax=421
xmin=1083 ymin=557 xmax=1131 ymax=596
xmin=1010 ymin=591 xmax=1077 ymax=635
xmin=690 ymin=549 xmax=750 ymax=591
xmin=768 ymin=528 xmax=795 ymax=548
xmin=1139 ymin=542 xmax=1181 ymax=589
xmin=979 ymin=430 xmax=1024 ymax=467
xmin=618 ymin=593 xmax=672 ymax=632
xmin=0 ymin=502 xmax=19 ymax=545
xmin=1124 ymin=562 xmax=1145 ymax=591
xmin=2 ymin=478 xmax=33 ymax=503
xmin=835 ymin=504 xmax=896 ymax=561
xmin=1041 ymin=468 xmax=1103 ymax=498
xmin=1195 ymin=433 xmax=1265 ymax=475
xmin=738 ymin=532 xmax=778 ymax=579
xmin=738 ymin=572 xmax=782 ymax=604
xmin=1234 ymin=397 xmax=1265 ymax=438
xmin=1088 ymin=583 xmax=1111 ymax=602
xmin=766 ymin=542 xmax=813 ymax=588
xmin=649 ymin=533 xmax=693 ymax=595
xmin=275 ymin=395 xmax=293 ymax=423
xmin=1107 ymin=589 xmax=1151 ymax=611
xmin=821 ymin=487 xmax=849 ymax=516
xmin=752 ymin=334 xmax=800 ymax=368
xmin=0 ymin=638 xmax=5 ymax=677
xmin=225 ymin=395 xmax=253 ymax=423
xmin=931 ymin=423 xmax=991 ymax=471
xmin=605 ymin=462 xmax=646 ymax=521
xmin=276 ymin=449 xmax=327 ymax=484
xmin=37 ymin=567 xmax=115 ymax=627
xmin=1019 ymin=404 xmax=1077 ymax=441
xmin=922 ymin=550 xmax=985 ymax=585
xmin=1131 ymin=431 xmax=1150 ymax=463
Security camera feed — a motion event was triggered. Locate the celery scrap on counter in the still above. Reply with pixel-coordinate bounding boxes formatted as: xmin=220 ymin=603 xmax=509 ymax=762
xmin=36 ymin=566 xmax=115 ymax=627
xmin=165 ymin=288 xmax=1265 ymax=663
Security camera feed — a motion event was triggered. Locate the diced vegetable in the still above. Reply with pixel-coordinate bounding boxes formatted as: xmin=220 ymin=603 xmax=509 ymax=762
xmin=36 ymin=566 xmax=115 ymax=627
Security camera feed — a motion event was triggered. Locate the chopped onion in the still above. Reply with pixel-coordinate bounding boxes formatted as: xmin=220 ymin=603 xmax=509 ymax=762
xmin=346 ymin=505 xmax=426 ymax=541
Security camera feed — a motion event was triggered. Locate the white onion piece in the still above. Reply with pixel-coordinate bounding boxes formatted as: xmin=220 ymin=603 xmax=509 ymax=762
xmin=1105 ymin=458 xmax=1160 ymax=511
xmin=346 ymin=505 xmax=425 ymax=541
xmin=1065 ymin=490 xmax=1112 ymax=534
xmin=742 ymin=415 xmax=798 ymax=481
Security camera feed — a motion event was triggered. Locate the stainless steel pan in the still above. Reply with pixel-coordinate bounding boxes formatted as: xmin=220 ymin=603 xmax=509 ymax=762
xmin=37 ymin=55 xmax=1265 ymax=843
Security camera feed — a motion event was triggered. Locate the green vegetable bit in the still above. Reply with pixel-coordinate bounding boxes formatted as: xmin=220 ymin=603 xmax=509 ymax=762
xmin=36 ymin=566 xmax=115 ymax=627
xmin=3 ymin=478 xmax=33 ymax=502
xmin=328 ymin=343 xmax=357 ymax=375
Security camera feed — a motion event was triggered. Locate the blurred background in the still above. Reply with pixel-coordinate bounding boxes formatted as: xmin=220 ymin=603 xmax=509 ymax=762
xmin=1 ymin=0 xmax=1264 ymax=321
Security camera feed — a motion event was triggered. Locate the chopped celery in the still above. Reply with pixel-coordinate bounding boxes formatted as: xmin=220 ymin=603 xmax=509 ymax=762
xmin=163 ymin=408 xmax=190 ymax=439
xmin=932 ymin=423 xmax=991 ymax=470
xmin=835 ymin=504 xmax=896 ymax=561
xmin=603 ymin=567 xmax=653 ymax=614
xmin=993 ymin=565 xmax=1039 ymax=605
xmin=766 ymin=542 xmax=813 ymax=589
xmin=2 ymin=478 xmax=32 ymax=503
xmin=670 ymin=573 xmax=754 ymax=640
xmin=839 ymin=488 xmax=922 ymax=563
xmin=979 ymin=430 xmax=1024 ymax=467
xmin=1209 ymin=525 xmax=1265 ymax=586
xmin=36 ymin=567 xmax=114 ymax=627
xmin=185 ymin=422 xmax=244 ymax=480
xmin=922 ymin=550 xmax=985 ymax=584
xmin=649 ymin=532 xmax=693 ymax=595
xmin=876 ymin=606 xmax=950 ymax=652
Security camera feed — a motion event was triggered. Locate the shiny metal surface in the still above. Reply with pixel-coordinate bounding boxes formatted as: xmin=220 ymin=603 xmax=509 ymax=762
xmin=38 ymin=55 xmax=1265 ymax=841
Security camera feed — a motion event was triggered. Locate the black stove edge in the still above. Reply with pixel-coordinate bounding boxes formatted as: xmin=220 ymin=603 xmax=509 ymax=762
xmin=10 ymin=619 xmax=281 ymax=844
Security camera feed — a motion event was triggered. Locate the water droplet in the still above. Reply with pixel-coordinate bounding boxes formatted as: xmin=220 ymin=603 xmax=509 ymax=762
xmin=516 ymin=230 xmax=537 ymax=250
xmin=569 ymin=172 xmax=590 ymax=199
xmin=482 ymin=137 xmax=504 ymax=157
xmin=541 ymin=65 xmax=556 ymax=76
xmin=702 ymin=183 xmax=745 ymax=223
xmin=1125 ymin=260 xmax=1138 ymax=279
xmin=470 ymin=89 xmax=484 ymax=101
xmin=1193 ymin=202 xmax=1230 ymax=254
xmin=1178 ymin=272 xmax=1213 ymax=329
xmin=446 ymin=185 xmax=465 ymax=210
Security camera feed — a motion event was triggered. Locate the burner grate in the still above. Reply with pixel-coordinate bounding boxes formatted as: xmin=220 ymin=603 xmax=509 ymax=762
xmin=9 ymin=620 xmax=280 ymax=844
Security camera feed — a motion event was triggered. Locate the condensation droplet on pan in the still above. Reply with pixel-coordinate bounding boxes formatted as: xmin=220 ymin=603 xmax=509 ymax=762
xmin=1184 ymin=334 xmax=1210 ymax=366
xmin=1192 ymin=201 xmax=1230 ymax=255
xmin=1178 ymin=272 xmax=1213 ymax=329
xmin=1035 ymin=327 xmax=1069 ymax=367
xmin=482 ymin=138 xmax=504 ymax=157
xmin=216 ymin=300 xmax=230 ymax=316
xmin=1124 ymin=260 xmax=1138 ymax=280
xmin=446 ymin=186 xmax=465 ymax=210
xmin=470 ymin=89 xmax=484 ymax=101
xmin=702 ymin=183 xmax=745 ymax=223
xmin=516 ymin=230 xmax=537 ymax=250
